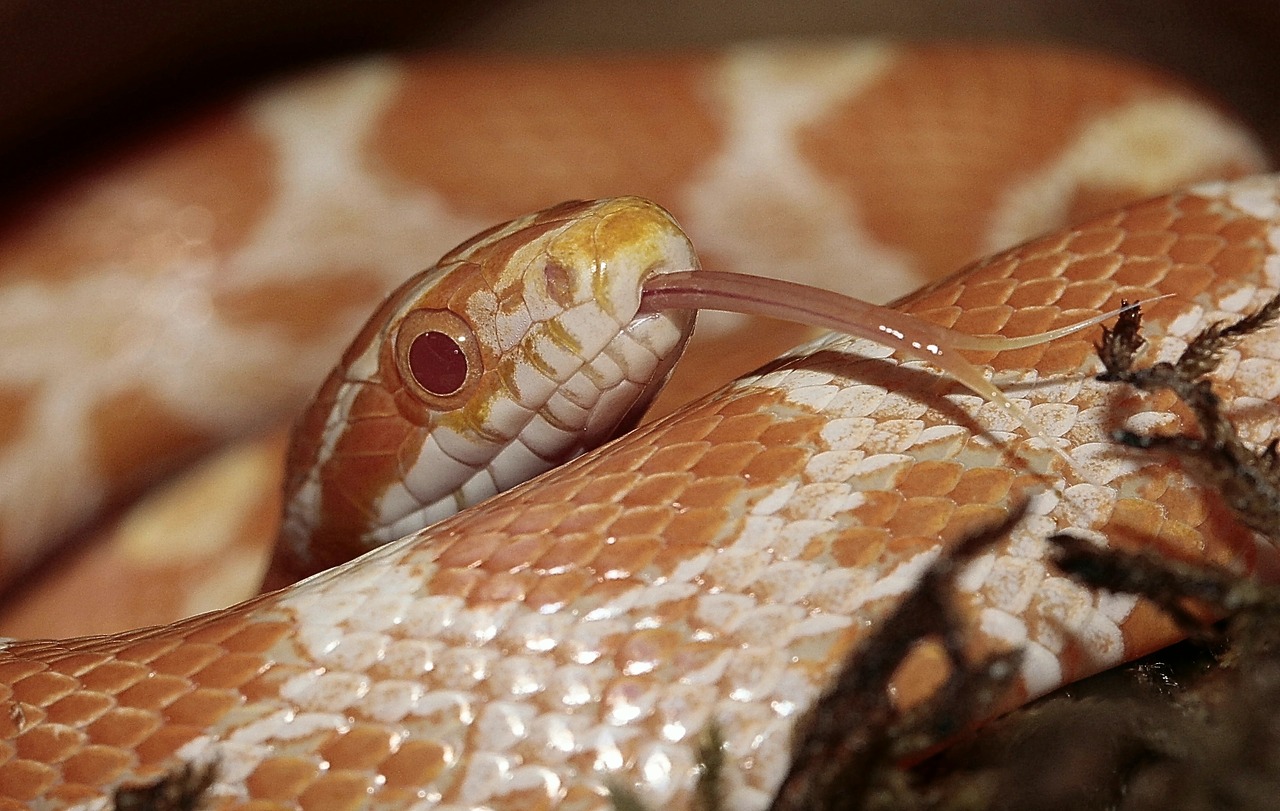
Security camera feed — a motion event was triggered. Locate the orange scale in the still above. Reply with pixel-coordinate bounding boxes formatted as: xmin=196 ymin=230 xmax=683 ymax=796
xmin=1162 ymin=486 xmax=1208 ymax=528
xmin=1019 ymin=229 xmax=1077 ymax=259
xmin=42 ymin=653 xmax=113 ymax=679
xmin=675 ymin=476 xmax=740 ymax=510
xmin=318 ymin=723 xmax=396 ymax=772
xmin=522 ymin=569 xmax=595 ymax=612
xmin=43 ymin=782 xmax=107 ymax=807
xmin=13 ymin=723 xmax=85 ymax=765
xmin=830 ymin=527 xmax=890 ymax=570
xmin=246 ymin=755 xmax=322 ymax=803
xmin=1215 ymin=243 xmax=1267 ymax=278
xmin=513 ymin=477 xmax=582 ymax=509
xmin=897 ymin=460 xmax=964 ymax=498
xmin=887 ymin=497 xmax=956 ymax=538
xmin=592 ymin=535 xmax=663 ymax=579
xmin=111 ymin=636 xmax=183 ymax=666
xmin=619 ymin=471 xmax=690 ymax=507
xmin=57 ymin=744 xmax=133 ymax=788
xmin=755 ymin=414 xmax=826 ymax=448
xmin=1003 ymin=276 xmax=1069 ymax=308
xmin=1108 ymin=497 xmax=1169 ymax=543
xmin=1110 ymin=255 xmax=1172 ymax=288
xmin=910 ymin=305 xmax=962 ymax=329
xmin=1036 ymin=339 xmax=1094 ymax=376
xmin=161 ymin=687 xmax=239 ymax=727
xmin=85 ymin=707 xmax=161 ymax=749
xmin=504 ymin=503 xmax=573 ymax=535
xmin=1057 ymin=278 xmax=1119 ymax=309
xmin=910 ymin=283 xmax=965 ymax=312
xmin=141 ymin=645 xmax=224 ymax=680
xmin=1165 ymin=517 xmax=1220 ymax=563
xmin=1175 ymin=209 xmax=1232 ymax=236
xmin=175 ymin=616 xmax=250 ymax=648
xmin=552 ymin=502 xmax=622 ymax=536
xmin=949 ymin=466 xmax=1016 ymax=505
xmin=532 ymin=533 xmax=607 ymax=572
xmin=434 ymin=532 xmax=503 ymax=569
xmin=218 ymin=620 xmax=294 ymax=656
xmin=132 ymin=725 xmax=203 ymax=766
xmin=606 ymin=506 xmax=674 ymax=540
xmin=10 ymin=671 xmax=78 ymax=708
xmin=641 ymin=441 xmax=712 ymax=475
xmin=739 ymin=444 xmax=808 ymax=484
xmin=1120 ymin=200 xmax=1180 ymax=232
xmin=1064 ymin=251 xmax=1126 ymax=282
xmin=883 ymin=533 xmax=940 ymax=561
xmin=113 ymin=675 xmax=191 ymax=713
xmin=714 ymin=389 xmax=780 ymax=419
xmin=482 ymin=533 xmax=555 ymax=573
xmin=850 ymin=490 xmax=903 ymax=528
xmin=662 ymin=507 xmax=730 ymax=550
xmin=1131 ymin=469 xmax=1171 ymax=502
xmin=615 ymin=627 xmax=681 ymax=670
xmin=704 ymin=411 xmax=775 ymax=445
xmin=574 ymin=471 xmax=643 ymax=505
xmin=948 ymin=304 xmax=1012 ymax=336
xmin=1219 ymin=215 xmax=1269 ymax=242
xmin=5 ymin=704 xmax=43 ymax=734
xmin=1064 ymin=226 xmax=1126 ymax=256
xmin=943 ymin=502 xmax=1011 ymax=542
xmin=424 ymin=568 xmax=485 ymax=600
xmin=1115 ymin=229 xmax=1178 ymax=258
xmin=239 ymin=662 xmax=307 ymax=704
xmin=190 ymin=652 xmax=270 ymax=690
xmin=378 ymin=738 xmax=450 ymax=790
xmin=0 ymin=758 xmax=55 ymax=801
xmin=1161 ymin=263 xmax=1217 ymax=299
xmin=989 ymin=344 xmax=1046 ymax=376
xmin=577 ymin=577 xmax=642 ymax=611
xmin=469 ymin=570 xmax=533 ymax=604
xmin=645 ymin=413 xmax=723 ymax=446
xmin=952 ymin=278 xmax=1019 ymax=310
xmin=1167 ymin=233 xmax=1227 ymax=264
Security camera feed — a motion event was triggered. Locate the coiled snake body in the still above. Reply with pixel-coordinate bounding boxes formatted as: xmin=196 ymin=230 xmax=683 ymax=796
xmin=0 ymin=42 xmax=1277 ymax=809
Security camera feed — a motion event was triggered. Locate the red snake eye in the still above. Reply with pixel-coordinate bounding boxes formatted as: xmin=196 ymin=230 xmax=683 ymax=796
xmin=394 ymin=308 xmax=482 ymax=409
xmin=409 ymin=331 xmax=468 ymax=395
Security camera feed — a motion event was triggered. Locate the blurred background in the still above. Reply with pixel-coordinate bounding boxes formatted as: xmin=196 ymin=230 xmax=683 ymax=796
xmin=2 ymin=0 xmax=1279 ymax=195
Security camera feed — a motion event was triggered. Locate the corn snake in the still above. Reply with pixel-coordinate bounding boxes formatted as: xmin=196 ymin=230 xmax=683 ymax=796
xmin=0 ymin=41 xmax=1277 ymax=808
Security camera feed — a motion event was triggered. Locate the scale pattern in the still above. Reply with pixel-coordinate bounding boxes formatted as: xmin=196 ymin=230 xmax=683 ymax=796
xmin=0 ymin=43 xmax=1264 ymax=594
xmin=2 ymin=179 xmax=1280 ymax=809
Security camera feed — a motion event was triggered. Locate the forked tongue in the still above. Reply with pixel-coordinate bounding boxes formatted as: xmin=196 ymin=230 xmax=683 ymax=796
xmin=640 ymin=269 xmax=1166 ymax=480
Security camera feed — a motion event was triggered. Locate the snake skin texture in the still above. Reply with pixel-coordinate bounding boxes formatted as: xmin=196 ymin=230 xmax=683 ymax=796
xmin=0 ymin=39 xmax=1277 ymax=810
xmin=0 ymin=43 xmax=1265 ymax=597
xmin=3 ymin=178 xmax=1280 ymax=809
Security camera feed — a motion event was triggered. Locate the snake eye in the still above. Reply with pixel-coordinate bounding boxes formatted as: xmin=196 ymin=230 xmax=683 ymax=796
xmin=393 ymin=308 xmax=482 ymax=408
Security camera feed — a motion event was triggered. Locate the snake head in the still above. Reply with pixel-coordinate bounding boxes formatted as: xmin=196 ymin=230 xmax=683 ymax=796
xmin=265 ymin=197 xmax=698 ymax=590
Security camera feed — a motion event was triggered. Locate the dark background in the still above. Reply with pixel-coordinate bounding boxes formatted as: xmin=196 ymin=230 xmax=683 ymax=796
xmin=1 ymin=0 xmax=1279 ymax=192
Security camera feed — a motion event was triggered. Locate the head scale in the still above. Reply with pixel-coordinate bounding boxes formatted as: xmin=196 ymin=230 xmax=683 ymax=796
xmin=263 ymin=197 xmax=698 ymax=588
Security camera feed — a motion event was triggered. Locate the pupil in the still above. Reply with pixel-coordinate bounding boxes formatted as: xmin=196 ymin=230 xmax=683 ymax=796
xmin=409 ymin=331 xmax=468 ymax=395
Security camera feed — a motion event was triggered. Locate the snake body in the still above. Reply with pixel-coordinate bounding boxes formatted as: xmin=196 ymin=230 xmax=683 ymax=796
xmin=0 ymin=42 xmax=1277 ymax=809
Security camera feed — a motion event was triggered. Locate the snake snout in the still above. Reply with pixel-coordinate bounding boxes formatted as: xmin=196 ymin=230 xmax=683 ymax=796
xmin=577 ymin=196 xmax=701 ymax=323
